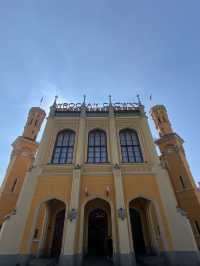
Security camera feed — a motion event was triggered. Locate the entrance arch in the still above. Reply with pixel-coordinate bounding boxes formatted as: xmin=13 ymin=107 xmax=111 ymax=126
xmin=83 ymin=198 xmax=112 ymax=258
xmin=129 ymin=197 xmax=160 ymax=256
xmin=30 ymin=198 xmax=66 ymax=259
xmin=88 ymin=208 xmax=108 ymax=256
xmin=51 ymin=209 xmax=65 ymax=257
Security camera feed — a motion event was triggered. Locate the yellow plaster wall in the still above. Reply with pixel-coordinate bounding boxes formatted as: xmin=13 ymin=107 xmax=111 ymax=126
xmin=0 ymin=155 xmax=33 ymax=225
xmin=123 ymin=174 xmax=174 ymax=250
xmin=20 ymin=174 xmax=72 ymax=253
xmin=74 ymin=174 xmax=115 ymax=253
xmin=31 ymin=205 xmax=45 ymax=254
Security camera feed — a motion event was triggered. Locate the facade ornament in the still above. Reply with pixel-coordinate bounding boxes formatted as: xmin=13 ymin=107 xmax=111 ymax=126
xmin=106 ymin=186 xmax=110 ymax=197
xmin=74 ymin=164 xmax=81 ymax=170
xmin=109 ymin=95 xmax=112 ymax=106
xmin=113 ymin=163 xmax=120 ymax=170
xmin=136 ymin=94 xmax=142 ymax=106
xmin=160 ymin=158 xmax=167 ymax=169
xmin=68 ymin=208 xmax=77 ymax=221
xmin=81 ymin=95 xmax=87 ymax=116
xmin=84 ymin=187 xmax=89 ymax=197
xmin=83 ymin=94 xmax=86 ymax=106
xmin=49 ymin=95 xmax=58 ymax=117
xmin=117 ymin=207 xmax=127 ymax=220
xmin=176 ymin=207 xmax=187 ymax=218
xmin=4 ymin=209 xmax=17 ymax=221
xmin=53 ymin=95 xmax=58 ymax=106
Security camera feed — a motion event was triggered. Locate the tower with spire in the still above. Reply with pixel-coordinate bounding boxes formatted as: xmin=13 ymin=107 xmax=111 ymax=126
xmin=151 ymin=104 xmax=200 ymax=248
xmin=0 ymin=106 xmax=46 ymax=226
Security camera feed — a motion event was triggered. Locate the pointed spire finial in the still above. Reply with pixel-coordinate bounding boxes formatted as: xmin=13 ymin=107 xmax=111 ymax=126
xmin=39 ymin=97 xmax=44 ymax=107
xmin=83 ymin=94 xmax=86 ymax=106
xmin=136 ymin=94 xmax=142 ymax=105
xmin=109 ymin=94 xmax=112 ymax=106
xmin=53 ymin=95 xmax=58 ymax=106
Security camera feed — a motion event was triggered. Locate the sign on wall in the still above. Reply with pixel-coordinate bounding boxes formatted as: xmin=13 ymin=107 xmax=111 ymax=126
xmin=55 ymin=102 xmax=140 ymax=112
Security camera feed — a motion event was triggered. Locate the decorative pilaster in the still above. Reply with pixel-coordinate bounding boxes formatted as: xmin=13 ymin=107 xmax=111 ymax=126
xmin=60 ymin=107 xmax=86 ymax=266
xmin=108 ymin=105 xmax=136 ymax=266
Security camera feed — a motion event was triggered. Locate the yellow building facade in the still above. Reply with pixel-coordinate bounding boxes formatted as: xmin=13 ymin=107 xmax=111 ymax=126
xmin=0 ymin=98 xmax=199 ymax=266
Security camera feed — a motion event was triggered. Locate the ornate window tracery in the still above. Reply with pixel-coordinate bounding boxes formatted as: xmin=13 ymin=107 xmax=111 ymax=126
xmin=52 ymin=130 xmax=75 ymax=164
xmin=120 ymin=129 xmax=143 ymax=163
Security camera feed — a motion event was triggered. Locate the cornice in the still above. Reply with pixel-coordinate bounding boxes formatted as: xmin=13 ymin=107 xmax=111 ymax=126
xmin=155 ymin=133 xmax=184 ymax=146
xmin=41 ymin=164 xmax=74 ymax=176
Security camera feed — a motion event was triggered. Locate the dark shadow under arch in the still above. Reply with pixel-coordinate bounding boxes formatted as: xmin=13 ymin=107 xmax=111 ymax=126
xmin=84 ymin=198 xmax=112 ymax=258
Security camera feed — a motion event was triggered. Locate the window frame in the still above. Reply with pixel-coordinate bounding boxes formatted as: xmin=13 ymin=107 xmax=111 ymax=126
xmin=87 ymin=129 xmax=108 ymax=164
xmin=119 ymin=129 xmax=144 ymax=163
xmin=51 ymin=129 xmax=75 ymax=165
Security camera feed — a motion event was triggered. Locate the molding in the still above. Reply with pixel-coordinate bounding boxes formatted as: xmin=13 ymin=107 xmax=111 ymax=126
xmin=41 ymin=164 xmax=74 ymax=176
xmin=155 ymin=133 xmax=184 ymax=146
xmin=120 ymin=162 xmax=153 ymax=173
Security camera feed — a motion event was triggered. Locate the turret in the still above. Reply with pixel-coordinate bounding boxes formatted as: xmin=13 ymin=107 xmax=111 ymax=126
xmin=151 ymin=104 xmax=200 ymax=248
xmin=0 ymin=106 xmax=46 ymax=226
xmin=151 ymin=105 xmax=173 ymax=137
xmin=23 ymin=107 xmax=46 ymax=140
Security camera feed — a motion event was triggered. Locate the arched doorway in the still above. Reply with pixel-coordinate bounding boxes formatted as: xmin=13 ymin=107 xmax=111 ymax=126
xmin=88 ymin=208 xmax=107 ymax=256
xmin=51 ymin=209 xmax=65 ymax=257
xmin=31 ymin=199 xmax=66 ymax=259
xmin=129 ymin=197 xmax=153 ymax=256
xmin=83 ymin=198 xmax=112 ymax=258
xmin=130 ymin=208 xmax=146 ymax=254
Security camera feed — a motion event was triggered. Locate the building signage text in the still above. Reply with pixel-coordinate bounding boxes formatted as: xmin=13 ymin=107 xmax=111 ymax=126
xmin=55 ymin=102 xmax=139 ymax=112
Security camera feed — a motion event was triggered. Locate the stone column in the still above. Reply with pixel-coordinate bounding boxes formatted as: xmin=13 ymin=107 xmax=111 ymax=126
xmin=108 ymin=107 xmax=136 ymax=266
xmin=60 ymin=109 xmax=86 ymax=266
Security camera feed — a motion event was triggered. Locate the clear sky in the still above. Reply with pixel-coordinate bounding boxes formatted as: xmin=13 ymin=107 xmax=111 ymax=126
xmin=0 ymin=1 xmax=199 ymax=184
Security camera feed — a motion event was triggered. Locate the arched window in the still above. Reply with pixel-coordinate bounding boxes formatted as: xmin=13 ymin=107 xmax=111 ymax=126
xmin=52 ymin=130 xmax=75 ymax=164
xmin=87 ymin=129 xmax=107 ymax=163
xmin=120 ymin=129 xmax=143 ymax=163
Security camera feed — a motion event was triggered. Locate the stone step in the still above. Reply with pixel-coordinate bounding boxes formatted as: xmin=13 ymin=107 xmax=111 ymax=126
xmin=29 ymin=258 xmax=57 ymax=266
xmin=137 ymin=255 xmax=166 ymax=266
xmin=82 ymin=256 xmax=113 ymax=266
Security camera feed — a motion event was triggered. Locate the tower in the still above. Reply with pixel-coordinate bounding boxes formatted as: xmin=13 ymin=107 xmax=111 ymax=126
xmin=0 ymin=107 xmax=46 ymax=226
xmin=151 ymin=105 xmax=200 ymax=248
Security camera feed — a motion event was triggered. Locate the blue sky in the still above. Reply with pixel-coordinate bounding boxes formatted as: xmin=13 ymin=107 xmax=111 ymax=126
xmin=0 ymin=1 xmax=199 ymax=184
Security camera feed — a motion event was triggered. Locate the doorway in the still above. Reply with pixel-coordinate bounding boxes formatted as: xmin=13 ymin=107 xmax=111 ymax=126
xmin=51 ymin=209 xmax=65 ymax=257
xmin=88 ymin=208 xmax=108 ymax=256
xmin=130 ymin=208 xmax=146 ymax=255
xmin=83 ymin=198 xmax=113 ymax=259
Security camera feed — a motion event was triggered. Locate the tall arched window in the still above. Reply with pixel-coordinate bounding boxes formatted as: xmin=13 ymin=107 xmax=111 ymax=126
xmin=87 ymin=129 xmax=107 ymax=163
xmin=120 ymin=129 xmax=143 ymax=163
xmin=52 ymin=130 xmax=75 ymax=164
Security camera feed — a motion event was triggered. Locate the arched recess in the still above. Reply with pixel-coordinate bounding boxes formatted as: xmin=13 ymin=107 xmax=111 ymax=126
xmin=81 ymin=197 xmax=114 ymax=258
xmin=128 ymin=197 xmax=164 ymax=256
xmin=30 ymin=198 xmax=67 ymax=259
